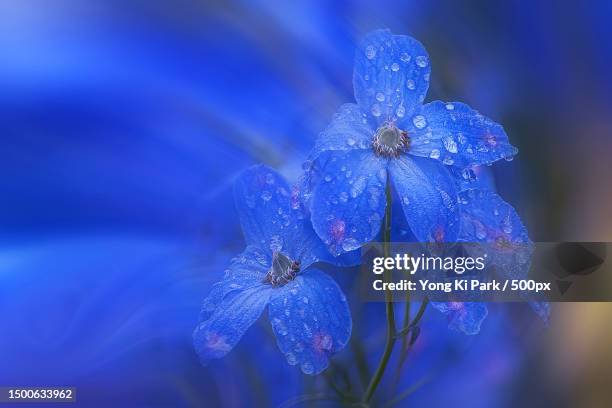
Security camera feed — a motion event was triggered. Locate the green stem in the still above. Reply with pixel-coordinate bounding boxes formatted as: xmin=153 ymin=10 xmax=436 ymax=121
xmin=395 ymin=299 xmax=429 ymax=338
xmin=362 ymin=182 xmax=396 ymax=404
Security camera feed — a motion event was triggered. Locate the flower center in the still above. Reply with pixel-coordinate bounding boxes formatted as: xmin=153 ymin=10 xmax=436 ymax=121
xmin=263 ymin=251 xmax=300 ymax=287
xmin=372 ymin=123 xmax=409 ymax=157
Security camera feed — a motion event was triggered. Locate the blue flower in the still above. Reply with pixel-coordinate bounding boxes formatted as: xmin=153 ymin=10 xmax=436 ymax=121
xmin=193 ymin=165 xmax=353 ymax=375
xmin=430 ymin=173 xmax=549 ymax=335
xmin=303 ymin=29 xmax=517 ymax=255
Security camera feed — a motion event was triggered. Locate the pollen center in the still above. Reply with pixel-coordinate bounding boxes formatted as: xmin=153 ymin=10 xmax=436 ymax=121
xmin=372 ymin=123 xmax=409 ymax=157
xmin=263 ymin=251 xmax=300 ymax=287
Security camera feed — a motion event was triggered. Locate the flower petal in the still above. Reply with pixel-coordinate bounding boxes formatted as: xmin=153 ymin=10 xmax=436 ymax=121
xmin=431 ymin=302 xmax=488 ymax=335
xmin=308 ymin=103 xmax=373 ymax=162
xmin=308 ymin=150 xmax=388 ymax=255
xmin=389 ymin=156 xmax=460 ymax=243
xmin=406 ymin=101 xmax=518 ymax=167
xmin=199 ymin=245 xmax=270 ymax=321
xmin=458 ymin=189 xmax=530 ymax=246
xmin=268 ymin=268 xmax=351 ymax=375
xmin=353 ymin=29 xmax=430 ymax=126
xmin=234 ymin=165 xmax=306 ymax=253
xmin=193 ymin=284 xmax=272 ymax=362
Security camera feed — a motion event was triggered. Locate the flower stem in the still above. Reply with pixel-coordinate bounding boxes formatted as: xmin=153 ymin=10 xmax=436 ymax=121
xmin=362 ymin=181 xmax=396 ymax=404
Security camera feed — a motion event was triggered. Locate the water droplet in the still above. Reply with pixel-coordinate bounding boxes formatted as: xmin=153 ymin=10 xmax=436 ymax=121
xmin=445 ymin=103 xmax=454 ymax=110
xmin=286 ymin=352 xmax=297 ymax=365
xmin=294 ymin=342 xmax=304 ymax=353
xmin=475 ymin=224 xmax=487 ymax=240
xmin=371 ymin=104 xmax=382 ymax=117
xmin=365 ymin=45 xmax=376 ymax=60
xmin=274 ymin=319 xmax=288 ymax=336
xmin=270 ymin=235 xmax=283 ymax=251
xmin=412 ymin=115 xmax=427 ymax=129
xmin=400 ymin=52 xmax=411 ymax=63
xmin=261 ymin=191 xmax=273 ymax=201
xmin=457 ymin=132 xmax=467 ymax=144
xmin=265 ymin=173 xmax=275 ymax=185
xmin=442 ymin=156 xmax=454 ymax=165
xmin=402 ymin=196 xmax=410 ymax=205
xmin=443 ymin=136 xmax=458 ymax=153
xmin=346 ymin=137 xmax=356 ymax=146
xmin=396 ymin=105 xmax=405 ymax=117
xmin=375 ymin=92 xmax=385 ymax=102
xmin=302 ymin=296 xmax=309 ymax=304
xmin=339 ymin=191 xmax=348 ymax=202
xmin=429 ymin=149 xmax=440 ymax=159
xmin=342 ymin=238 xmax=360 ymax=252
xmin=350 ymin=176 xmax=367 ymax=198
xmin=504 ymin=155 xmax=514 ymax=162
xmin=416 ymin=55 xmax=428 ymax=68
xmin=406 ymin=79 xmax=416 ymax=90
xmin=391 ymin=62 xmax=400 ymax=71
xmin=301 ymin=362 xmax=314 ymax=374
xmin=324 ymin=174 xmax=332 ymax=182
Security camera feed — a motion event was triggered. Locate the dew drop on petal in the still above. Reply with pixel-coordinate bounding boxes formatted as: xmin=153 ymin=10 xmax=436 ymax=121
xmin=350 ymin=176 xmax=367 ymax=198
xmin=443 ymin=137 xmax=458 ymax=153
xmin=413 ymin=115 xmax=427 ymax=129
xmin=301 ymin=362 xmax=314 ymax=374
xmin=416 ymin=55 xmax=428 ymax=68
xmin=339 ymin=191 xmax=348 ymax=202
xmin=391 ymin=62 xmax=400 ymax=71
xmin=445 ymin=103 xmax=455 ymax=110
xmin=365 ymin=45 xmax=376 ymax=60
xmin=406 ymin=79 xmax=416 ymax=90
xmin=346 ymin=137 xmax=356 ymax=146
xmin=286 ymin=352 xmax=297 ymax=365
xmin=342 ymin=238 xmax=360 ymax=252
xmin=371 ymin=104 xmax=382 ymax=117
xmin=324 ymin=174 xmax=332 ymax=182
xmin=443 ymin=156 xmax=454 ymax=165
xmin=396 ymin=105 xmax=405 ymax=118
xmin=261 ymin=191 xmax=273 ymax=201
xmin=402 ymin=196 xmax=410 ymax=205
xmin=400 ymin=52 xmax=411 ymax=63
xmin=429 ymin=149 xmax=440 ymax=159
xmin=375 ymin=92 xmax=385 ymax=102
xmin=457 ymin=132 xmax=467 ymax=144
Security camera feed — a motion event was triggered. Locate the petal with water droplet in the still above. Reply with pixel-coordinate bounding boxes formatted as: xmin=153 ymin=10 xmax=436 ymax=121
xmin=354 ymin=29 xmax=430 ymax=126
xmin=268 ymin=268 xmax=351 ymax=375
xmin=406 ymin=101 xmax=518 ymax=168
xmin=388 ymin=156 xmax=460 ymax=243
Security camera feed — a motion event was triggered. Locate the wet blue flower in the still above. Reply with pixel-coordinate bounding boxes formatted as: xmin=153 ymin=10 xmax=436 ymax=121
xmin=193 ymin=165 xmax=353 ymax=375
xmin=431 ymin=180 xmax=549 ymax=335
xmin=304 ymin=29 xmax=517 ymax=254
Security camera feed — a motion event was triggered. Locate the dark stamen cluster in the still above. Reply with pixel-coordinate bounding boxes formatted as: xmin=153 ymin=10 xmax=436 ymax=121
xmin=263 ymin=251 xmax=300 ymax=287
xmin=372 ymin=123 xmax=410 ymax=158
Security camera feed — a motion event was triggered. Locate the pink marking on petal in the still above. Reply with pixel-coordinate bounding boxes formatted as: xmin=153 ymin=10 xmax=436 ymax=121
xmin=432 ymin=225 xmax=446 ymax=243
xmin=483 ymin=131 xmax=497 ymax=147
xmin=205 ymin=331 xmax=232 ymax=353
xmin=330 ymin=219 xmax=346 ymax=243
xmin=313 ymin=332 xmax=333 ymax=354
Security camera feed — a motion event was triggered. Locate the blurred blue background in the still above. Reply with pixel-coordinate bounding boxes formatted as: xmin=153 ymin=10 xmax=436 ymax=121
xmin=2 ymin=1 xmax=612 ymax=406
